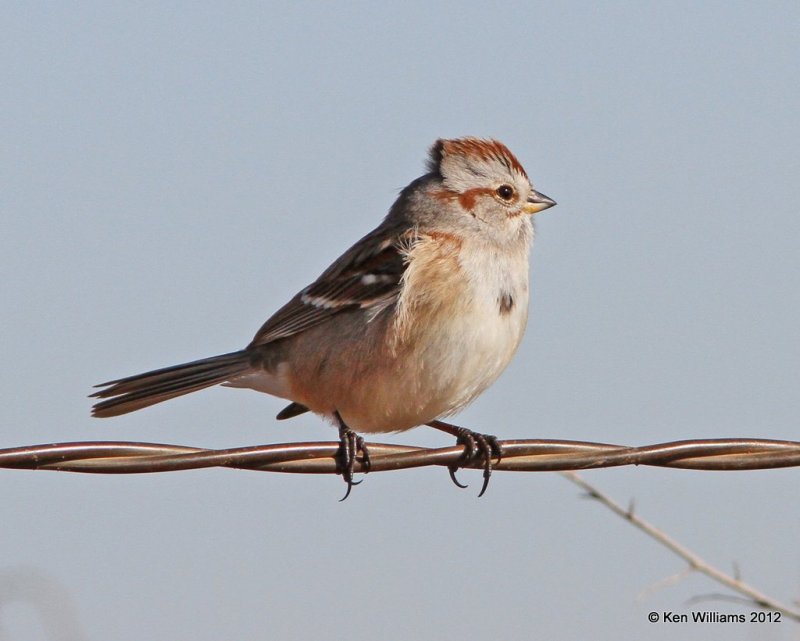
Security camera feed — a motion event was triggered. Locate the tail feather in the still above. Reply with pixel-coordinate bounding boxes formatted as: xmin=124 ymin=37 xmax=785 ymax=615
xmin=91 ymin=351 xmax=252 ymax=418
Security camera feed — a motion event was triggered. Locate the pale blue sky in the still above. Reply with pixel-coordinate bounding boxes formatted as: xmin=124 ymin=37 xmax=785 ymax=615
xmin=2 ymin=3 xmax=799 ymax=640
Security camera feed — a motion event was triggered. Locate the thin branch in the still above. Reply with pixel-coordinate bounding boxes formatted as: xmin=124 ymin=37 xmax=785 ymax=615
xmin=561 ymin=471 xmax=800 ymax=622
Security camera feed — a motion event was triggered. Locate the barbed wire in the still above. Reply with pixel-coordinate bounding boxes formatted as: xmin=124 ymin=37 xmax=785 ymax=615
xmin=1 ymin=437 xmax=799 ymax=475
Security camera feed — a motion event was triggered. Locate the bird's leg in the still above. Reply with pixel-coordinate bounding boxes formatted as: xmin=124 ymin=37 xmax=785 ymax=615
xmin=334 ymin=410 xmax=370 ymax=501
xmin=426 ymin=420 xmax=503 ymax=497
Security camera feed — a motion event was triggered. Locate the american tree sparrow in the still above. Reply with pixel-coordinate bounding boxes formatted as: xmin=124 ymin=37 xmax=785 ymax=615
xmin=92 ymin=138 xmax=556 ymax=497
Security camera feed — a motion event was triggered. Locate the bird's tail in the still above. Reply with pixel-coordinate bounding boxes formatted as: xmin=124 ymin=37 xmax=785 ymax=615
xmin=91 ymin=351 xmax=252 ymax=418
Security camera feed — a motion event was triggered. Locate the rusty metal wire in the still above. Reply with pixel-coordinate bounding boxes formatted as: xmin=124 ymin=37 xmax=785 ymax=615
xmin=1 ymin=437 xmax=799 ymax=475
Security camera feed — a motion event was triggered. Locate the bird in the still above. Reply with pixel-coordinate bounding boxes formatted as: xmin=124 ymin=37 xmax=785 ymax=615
xmin=91 ymin=137 xmax=556 ymax=497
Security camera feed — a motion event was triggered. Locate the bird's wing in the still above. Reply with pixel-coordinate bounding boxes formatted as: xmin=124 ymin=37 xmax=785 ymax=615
xmin=248 ymin=224 xmax=414 ymax=347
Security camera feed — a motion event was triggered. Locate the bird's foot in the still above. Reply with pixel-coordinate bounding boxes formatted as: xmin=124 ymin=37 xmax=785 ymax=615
xmin=335 ymin=411 xmax=370 ymax=501
xmin=427 ymin=421 xmax=502 ymax=497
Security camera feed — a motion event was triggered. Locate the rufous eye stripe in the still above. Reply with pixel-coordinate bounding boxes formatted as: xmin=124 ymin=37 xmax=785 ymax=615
xmin=431 ymin=187 xmax=504 ymax=211
xmin=457 ymin=187 xmax=495 ymax=210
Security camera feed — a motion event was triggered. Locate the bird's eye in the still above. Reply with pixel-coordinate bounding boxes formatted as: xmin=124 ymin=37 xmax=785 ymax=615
xmin=496 ymin=184 xmax=515 ymax=201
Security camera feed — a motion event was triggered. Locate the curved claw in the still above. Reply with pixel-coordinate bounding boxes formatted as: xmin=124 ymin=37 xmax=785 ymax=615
xmin=477 ymin=467 xmax=491 ymax=498
xmin=339 ymin=475 xmax=363 ymax=502
xmin=448 ymin=466 xmax=469 ymax=489
xmin=340 ymin=481 xmax=354 ymax=502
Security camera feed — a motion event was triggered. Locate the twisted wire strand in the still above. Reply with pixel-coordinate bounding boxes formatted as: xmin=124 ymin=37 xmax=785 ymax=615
xmin=1 ymin=438 xmax=799 ymax=475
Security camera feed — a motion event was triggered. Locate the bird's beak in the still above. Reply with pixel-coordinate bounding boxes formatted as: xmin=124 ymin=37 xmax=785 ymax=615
xmin=523 ymin=190 xmax=557 ymax=214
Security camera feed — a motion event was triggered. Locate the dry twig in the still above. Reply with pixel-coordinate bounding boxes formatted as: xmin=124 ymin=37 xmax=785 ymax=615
xmin=561 ymin=471 xmax=800 ymax=622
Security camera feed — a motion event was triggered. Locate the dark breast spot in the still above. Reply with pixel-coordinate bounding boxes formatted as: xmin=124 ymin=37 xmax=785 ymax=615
xmin=498 ymin=292 xmax=515 ymax=315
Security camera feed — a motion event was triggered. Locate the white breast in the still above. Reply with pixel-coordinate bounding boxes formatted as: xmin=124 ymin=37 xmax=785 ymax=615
xmin=379 ymin=227 xmax=532 ymax=426
xmin=434 ymin=235 xmax=530 ymax=414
